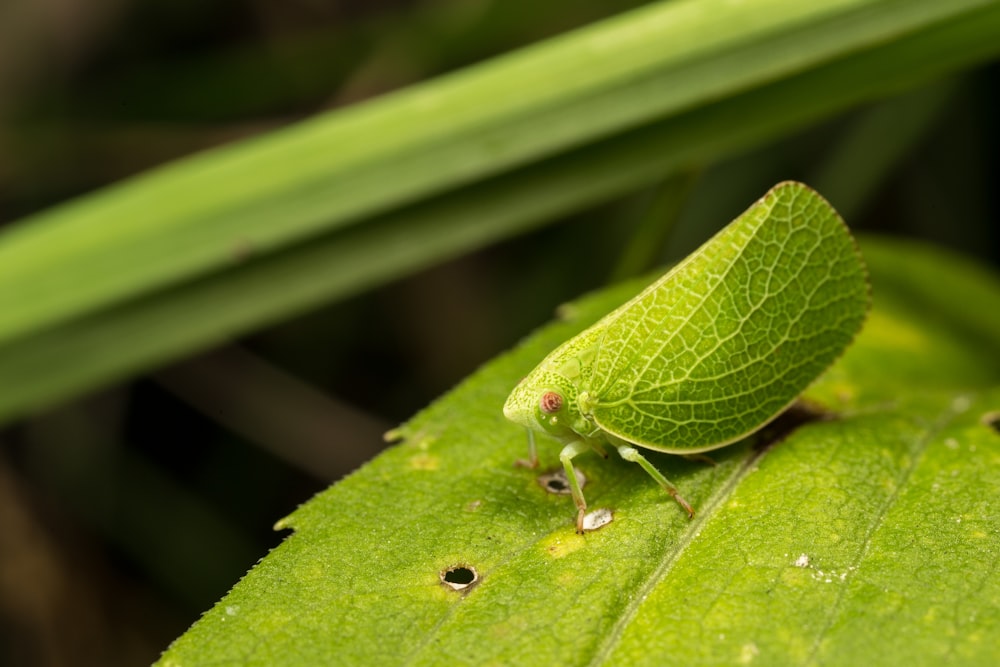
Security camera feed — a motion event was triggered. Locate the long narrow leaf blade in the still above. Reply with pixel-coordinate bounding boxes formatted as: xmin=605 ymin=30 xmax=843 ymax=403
xmin=2 ymin=4 xmax=1000 ymax=425
xmin=1 ymin=0 xmax=996 ymax=348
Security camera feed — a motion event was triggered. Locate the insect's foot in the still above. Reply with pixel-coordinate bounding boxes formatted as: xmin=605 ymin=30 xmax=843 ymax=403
xmin=514 ymin=456 xmax=539 ymax=469
xmin=672 ymin=492 xmax=695 ymax=519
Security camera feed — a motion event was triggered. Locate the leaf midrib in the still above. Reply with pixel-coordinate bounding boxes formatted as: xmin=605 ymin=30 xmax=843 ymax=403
xmin=583 ymin=391 xmax=968 ymax=666
xmin=585 ymin=441 xmax=771 ymax=666
xmin=800 ymin=396 xmax=969 ymax=664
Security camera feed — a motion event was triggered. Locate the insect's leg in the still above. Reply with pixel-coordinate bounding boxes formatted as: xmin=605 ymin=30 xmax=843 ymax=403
xmin=616 ymin=445 xmax=695 ymax=518
xmin=515 ymin=429 xmax=539 ymax=468
xmin=558 ymin=440 xmax=591 ymax=533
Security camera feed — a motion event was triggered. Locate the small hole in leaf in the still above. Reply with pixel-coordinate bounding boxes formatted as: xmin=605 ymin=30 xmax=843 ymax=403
xmin=981 ymin=411 xmax=1000 ymax=435
xmin=546 ymin=477 xmax=567 ymax=492
xmin=537 ymin=469 xmax=585 ymax=495
xmin=441 ymin=565 xmax=478 ymax=591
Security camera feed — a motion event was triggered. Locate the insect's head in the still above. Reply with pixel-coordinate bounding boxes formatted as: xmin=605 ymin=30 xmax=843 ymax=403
xmin=503 ymin=373 xmax=582 ymax=442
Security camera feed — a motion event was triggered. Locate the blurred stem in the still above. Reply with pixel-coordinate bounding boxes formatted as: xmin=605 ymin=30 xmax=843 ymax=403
xmin=608 ymin=169 xmax=700 ymax=283
xmin=809 ymin=78 xmax=959 ymax=220
xmin=154 ymin=346 xmax=389 ymax=480
xmin=19 ymin=400 xmax=260 ymax=610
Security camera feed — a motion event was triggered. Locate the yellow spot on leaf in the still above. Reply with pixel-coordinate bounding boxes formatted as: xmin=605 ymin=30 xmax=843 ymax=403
xmin=409 ymin=453 xmax=439 ymax=470
xmin=540 ymin=533 xmax=586 ymax=559
xmin=739 ymin=642 xmax=760 ymax=664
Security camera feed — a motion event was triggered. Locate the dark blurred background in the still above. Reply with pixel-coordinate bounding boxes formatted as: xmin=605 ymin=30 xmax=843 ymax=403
xmin=0 ymin=1 xmax=997 ymax=665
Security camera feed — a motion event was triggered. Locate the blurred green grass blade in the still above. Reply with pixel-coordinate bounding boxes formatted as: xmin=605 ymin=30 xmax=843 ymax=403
xmin=607 ymin=170 xmax=699 ymax=283
xmin=3 ymin=2 xmax=1000 ymax=425
xmin=41 ymin=0 xmax=646 ymax=121
xmin=858 ymin=235 xmax=1000 ymax=363
xmin=1 ymin=0 xmax=997 ymax=349
xmin=156 ymin=237 xmax=1000 ymax=666
xmin=810 ymin=79 xmax=959 ymax=219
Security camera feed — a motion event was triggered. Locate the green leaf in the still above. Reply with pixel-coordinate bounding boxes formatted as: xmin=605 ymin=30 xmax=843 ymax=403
xmin=4 ymin=1 xmax=1000 ymax=425
xmin=157 ymin=234 xmax=1000 ymax=666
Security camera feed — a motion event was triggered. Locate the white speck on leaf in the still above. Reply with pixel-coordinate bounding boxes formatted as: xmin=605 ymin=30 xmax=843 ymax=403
xmin=811 ymin=566 xmax=854 ymax=583
xmin=944 ymin=438 xmax=959 ymax=450
xmin=794 ymin=554 xmax=810 ymax=568
xmin=582 ymin=508 xmax=613 ymax=531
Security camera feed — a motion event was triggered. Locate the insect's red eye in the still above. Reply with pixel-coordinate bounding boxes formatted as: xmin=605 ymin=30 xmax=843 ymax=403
xmin=539 ymin=391 xmax=563 ymax=414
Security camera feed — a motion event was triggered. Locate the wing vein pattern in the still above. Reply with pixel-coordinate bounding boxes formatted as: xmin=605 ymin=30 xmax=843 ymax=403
xmin=589 ymin=183 xmax=868 ymax=451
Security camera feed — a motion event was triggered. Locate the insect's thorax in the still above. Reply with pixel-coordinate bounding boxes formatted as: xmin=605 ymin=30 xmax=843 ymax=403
xmin=551 ymin=341 xmax=595 ymax=389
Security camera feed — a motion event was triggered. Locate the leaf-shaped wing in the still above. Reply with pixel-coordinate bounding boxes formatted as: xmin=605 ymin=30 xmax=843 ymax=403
xmin=589 ymin=182 xmax=869 ymax=451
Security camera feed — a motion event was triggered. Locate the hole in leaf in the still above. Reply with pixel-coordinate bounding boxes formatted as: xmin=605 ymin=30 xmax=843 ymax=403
xmin=537 ymin=468 xmax=585 ymax=495
xmin=981 ymin=410 xmax=1000 ymax=434
xmin=545 ymin=476 xmax=567 ymax=493
xmin=440 ymin=565 xmax=478 ymax=592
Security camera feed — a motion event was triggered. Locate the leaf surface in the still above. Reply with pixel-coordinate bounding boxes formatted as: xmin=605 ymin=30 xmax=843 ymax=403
xmin=158 ymin=236 xmax=1000 ymax=666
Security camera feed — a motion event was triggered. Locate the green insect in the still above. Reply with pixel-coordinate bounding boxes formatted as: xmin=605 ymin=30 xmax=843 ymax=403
xmin=503 ymin=181 xmax=869 ymax=532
